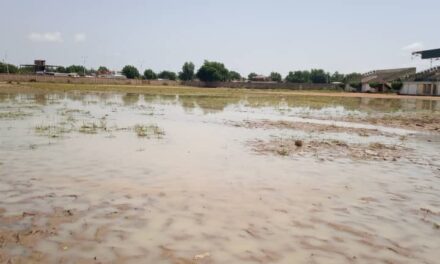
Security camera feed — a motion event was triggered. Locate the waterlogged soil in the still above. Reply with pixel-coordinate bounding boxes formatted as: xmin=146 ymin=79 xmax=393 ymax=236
xmin=1 ymin=83 xmax=440 ymax=264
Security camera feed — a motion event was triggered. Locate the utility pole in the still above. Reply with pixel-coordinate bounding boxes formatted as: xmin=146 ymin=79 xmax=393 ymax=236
xmin=4 ymin=52 xmax=9 ymax=74
xmin=82 ymin=56 xmax=87 ymax=76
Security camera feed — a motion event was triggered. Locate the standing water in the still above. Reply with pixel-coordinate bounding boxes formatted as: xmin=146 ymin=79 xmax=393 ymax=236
xmin=1 ymin=89 xmax=440 ymax=263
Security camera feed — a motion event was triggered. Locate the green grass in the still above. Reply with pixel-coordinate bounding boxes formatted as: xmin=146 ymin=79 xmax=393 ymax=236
xmin=134 ymin=124 xmax=165 ymax=138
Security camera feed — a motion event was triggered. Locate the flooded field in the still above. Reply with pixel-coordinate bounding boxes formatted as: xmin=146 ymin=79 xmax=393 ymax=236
xmin=1 ymin=83 xmax=440 ymax=264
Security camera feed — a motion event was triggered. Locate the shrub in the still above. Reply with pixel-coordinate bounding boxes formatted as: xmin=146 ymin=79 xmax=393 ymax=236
xmin=369 ymin=82 xmax=382 ymax=89
xmin=349 ymin=82 xmax=361 ymax=89
xmin=391 ymin=81 xmax=403 ymax=91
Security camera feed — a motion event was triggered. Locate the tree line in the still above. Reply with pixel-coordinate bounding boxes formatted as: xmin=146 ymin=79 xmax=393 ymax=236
xmin=1 ymin=61 xmax=362 ymax=84
xmin=120 ymin=61 xmax=362 ymax=84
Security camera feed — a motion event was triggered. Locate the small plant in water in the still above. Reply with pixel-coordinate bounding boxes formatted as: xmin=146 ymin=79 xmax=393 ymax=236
xmin=134 ymin=124 xmax=165 ymax=138
xmin=78 ymin=120 xmax=107 ymax=134
xmin=34 ymin=124 xmax=70 ymax=138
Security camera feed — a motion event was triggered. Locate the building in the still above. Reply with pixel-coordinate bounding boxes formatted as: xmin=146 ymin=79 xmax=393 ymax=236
xmin=400 ymin=81 xmax=439 ymax=96
xmin=360 ymin=68 xmax=416 ymax=92
xmin=399 ymin=48 xmax=440 ymax=96
xmin=20 ymin=60 xmax=60 ymax=73
xmin=249 ymin=75 xmax=271 ymax=82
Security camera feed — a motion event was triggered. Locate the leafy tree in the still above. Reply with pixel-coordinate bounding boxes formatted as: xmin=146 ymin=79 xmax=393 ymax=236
xmin=270 ymin=72 xmax=282 ymax=82
xmin=344 ymin=72 xmax=362 ymax=84
xmin=229 ymin=71 xmax=242 ymax=81
xmin=143 ymin=69 xmax=157 ymax=80
xmin=248 ymin=72 xmax=258 ymax=80
xmin=178 ymin=62 xmax=195 ymax=81
xmin=66 ymin=65 xmax=86 ymax=75
xmin=18 ymin=66 xmax=34 ymax=74
xmin=285 ymin=71 xmax=310 ymax=83
xmin=0 ymin=63 xmax=18 ymax=74
xmin=349 ymin=82 xmax=362 ymax=89
xmin=56 ymin=66 xmax=67 ymax=73
xmin=196 ymin=61 xmax=230 ymax=82
xmin=121 ymin=65 xmax=140 ymax=79
xmin=310 ymin=69 xmax=328 ymax=83
xmin=158 ymin=70 xmax=177 ymax=80
xmin=97 ymin=66 xmax=110 ymax=74
xmin=330 ymin=71 xmax=345 ymax=83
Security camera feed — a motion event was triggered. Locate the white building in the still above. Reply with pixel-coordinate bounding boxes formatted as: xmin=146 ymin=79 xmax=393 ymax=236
xmin=400 ymin=81 xmax=439 ymax=96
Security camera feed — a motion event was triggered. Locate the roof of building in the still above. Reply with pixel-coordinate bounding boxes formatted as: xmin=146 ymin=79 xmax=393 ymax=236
xmin=408 ymin=66 xmax=440 ymax=81
xmin=412 ymin=48 xmax=440 ymax=60
xmin=361 ymin=67 xmax=416 ymax=84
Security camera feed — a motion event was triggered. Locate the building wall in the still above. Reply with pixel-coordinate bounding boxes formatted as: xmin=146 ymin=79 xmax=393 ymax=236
xmin=0 ymin=74 xmax=179 ymax=86
xmin=182 ymin=81 xmax=337 ymax=90
xmin=400 ymin=81 xmax=440 ymax=96
xmin=0 ymin=74 xmax=338 ymax=90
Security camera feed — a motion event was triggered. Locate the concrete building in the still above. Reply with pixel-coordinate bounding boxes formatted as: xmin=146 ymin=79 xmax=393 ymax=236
xmin=360 ymin=68 xmax=416 ymax=92
xmin=399 ymin=48 xmax=440 ymax=96
xmin=400 ymin=81 xmax=439 ymax=96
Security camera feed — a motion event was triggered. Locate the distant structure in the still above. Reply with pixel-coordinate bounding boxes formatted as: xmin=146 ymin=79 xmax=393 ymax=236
xmin=360 ymin=68 xmax=416 ymax=92
xmin=400 ymin=48 xmax=440 ymax=96
xmin=20 ymin=60 xmax=60 ymax=74
xmin=249 ymin=75 xmax=271 ymax=82
xmin=412 ymin=48 xmax=440 ymax=67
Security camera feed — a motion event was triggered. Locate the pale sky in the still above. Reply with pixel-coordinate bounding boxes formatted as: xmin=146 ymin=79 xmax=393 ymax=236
xmin=1 ymin=0 xmax=439 ymax=75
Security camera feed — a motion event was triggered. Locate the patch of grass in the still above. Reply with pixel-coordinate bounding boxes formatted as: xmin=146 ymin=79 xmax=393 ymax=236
xmin=0 ymin=111 xmax=32 ymax=119
xmin=34 ymin=124 xmax=71 ymax=138
xmin=134 ymin=124 xmax=165 ymax=138
xmin=78 ymin=120 xmax=107 ymax=134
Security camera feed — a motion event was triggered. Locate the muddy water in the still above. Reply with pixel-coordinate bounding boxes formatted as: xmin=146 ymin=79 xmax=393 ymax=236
xmin=1 ymin=91 xmax=440 ymax=264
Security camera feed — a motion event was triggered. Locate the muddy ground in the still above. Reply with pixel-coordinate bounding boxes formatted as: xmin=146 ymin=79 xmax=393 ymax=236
xmin=1 ymin=83 xmax=440 ymax=264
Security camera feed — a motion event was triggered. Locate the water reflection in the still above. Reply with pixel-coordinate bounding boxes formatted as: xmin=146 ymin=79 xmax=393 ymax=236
xmin=0 ymin=91 xmax=439 ymax=113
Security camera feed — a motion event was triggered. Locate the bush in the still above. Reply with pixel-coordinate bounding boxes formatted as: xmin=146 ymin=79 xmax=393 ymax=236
xmin=391 ymin=81 xmax=403 ymax=91
xmin=349 ymin=82 xmax=361 ymax=89
xmin=369 ymin=82 xmax=382 ymax=89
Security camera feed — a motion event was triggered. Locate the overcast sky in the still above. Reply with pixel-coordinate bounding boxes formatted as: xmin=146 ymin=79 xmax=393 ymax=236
xmin=1 ymin=0 xmax=439 ymax=75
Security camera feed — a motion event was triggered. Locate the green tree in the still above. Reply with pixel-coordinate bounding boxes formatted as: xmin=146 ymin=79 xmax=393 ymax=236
xmin=97 ymin=66 xmax=110 ymax=74
xmin=121 ymin=65 xmax=140 ymax=79
xmin=66 ymin=65 xmax=86 ymax=75
xmin=270 ymin=72 xmax=282 ymax=82
xmin=178 ymin=62 xmax=195 ymax=81
xmin=344 ymin=72 xmax=362 ymax=84
xmin=310 ymin=69 xmax=328 ymax=83
xmin=0 ymin=63 xmax=18 ymax=74
xmin=55 ymin=66 xmax=66 ymax=73
xmin=248 ymin=72 xmax=258 ymax=80
xmin=143 ymin=69 xmax=157 ymax=80
xmin=18 ymin=66 xmax=34 ymax=74
xmin=285 ymin=71 xmax=310 ymax=83
xmin=158 ymin=70 xmax=177 ymax=80
xmin=330 ymin=71 xmax=345 ymax=83
xmin=196 ymin=61 xmax=230 ymax=82
xmin=229 ymin=71 xmax=242 ymax=81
